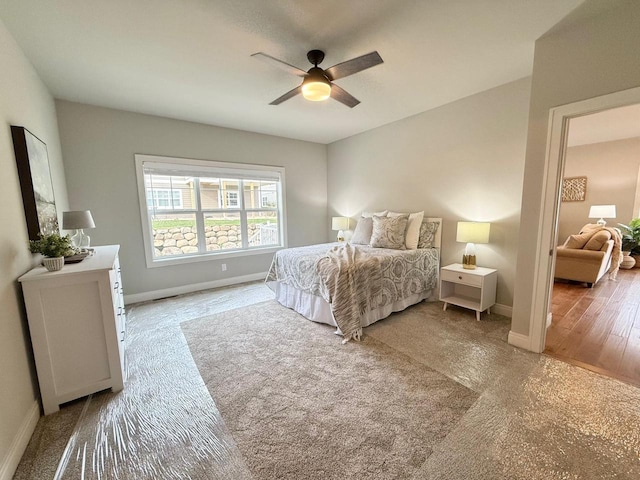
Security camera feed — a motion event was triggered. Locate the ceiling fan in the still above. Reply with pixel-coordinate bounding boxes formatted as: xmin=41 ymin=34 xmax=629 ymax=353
xmin=251 ymin=49 xmax=383 ymax=108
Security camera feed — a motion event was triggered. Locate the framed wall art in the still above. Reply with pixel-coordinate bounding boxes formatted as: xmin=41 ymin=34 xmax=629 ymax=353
xmin=11 ymin=126 xmax=59 ymax=240
xmin=561 ymin=176 xmax=587 ymax=202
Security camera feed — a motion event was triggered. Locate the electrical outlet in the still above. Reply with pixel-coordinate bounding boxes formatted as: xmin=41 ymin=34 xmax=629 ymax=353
xmin=221 ymin=263 xmax=227 ymax=272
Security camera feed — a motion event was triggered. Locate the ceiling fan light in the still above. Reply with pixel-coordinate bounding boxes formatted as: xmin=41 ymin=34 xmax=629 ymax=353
xmin=302 ymin=78 xmax=331 ymax=101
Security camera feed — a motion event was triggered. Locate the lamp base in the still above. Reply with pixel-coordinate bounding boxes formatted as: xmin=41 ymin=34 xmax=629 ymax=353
xmin=596 ymin=218 xmax=606 ymax=226
xmin=336 ymin=230 xmax=345 ymax=242
xmin=71 ymin=229 xmax=91 ymax=248
xmin=462 ymin=254 xmax=476 ymax=269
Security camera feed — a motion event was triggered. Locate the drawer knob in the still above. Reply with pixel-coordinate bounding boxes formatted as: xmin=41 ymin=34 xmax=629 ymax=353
xmin=458 ymin=275 xmax=462 ymax=280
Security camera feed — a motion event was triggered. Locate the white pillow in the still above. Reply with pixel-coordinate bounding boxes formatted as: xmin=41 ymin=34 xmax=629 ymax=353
xmin=388 ymin=211 xmax=424 ymax=249
xmin=350 ymin=216 xmax=373 ymax=245
xmin=361 ymin=210 xmax=388 ymax=218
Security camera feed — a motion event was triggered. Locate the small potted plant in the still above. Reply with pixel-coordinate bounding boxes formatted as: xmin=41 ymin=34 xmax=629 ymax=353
xmin=619 ymin=218 xmax=640 ymax=268
xmin=29 ymin=233 xmax=76 ymax=272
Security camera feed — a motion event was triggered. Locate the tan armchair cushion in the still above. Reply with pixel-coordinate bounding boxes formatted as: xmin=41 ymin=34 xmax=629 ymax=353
xmin=584 ymin=230 xmax=612 ymax=251
xmin=565 ymin=233 xmax=591 ymax=249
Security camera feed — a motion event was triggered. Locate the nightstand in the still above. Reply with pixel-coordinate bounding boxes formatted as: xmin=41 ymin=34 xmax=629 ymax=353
xmin=439 ymin=263 xmax=497 ymax=321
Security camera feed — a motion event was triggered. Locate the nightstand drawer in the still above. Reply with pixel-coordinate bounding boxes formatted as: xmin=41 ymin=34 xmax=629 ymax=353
xmin=441 ymin=268 xmax=483 ymax=287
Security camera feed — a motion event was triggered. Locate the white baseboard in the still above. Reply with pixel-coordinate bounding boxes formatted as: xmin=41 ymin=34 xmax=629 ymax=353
xmin=492 ymin=303 xmax=512 ymax=318
xmin=124 ymin=272 xmax=268 ymax=304
xmin=0 ymin=401 xmax=40 ymax=480
xmin=508 ymin=330 xmax=531 ymax=350
xmin=546 ymin=312 xmax=553 ymax=329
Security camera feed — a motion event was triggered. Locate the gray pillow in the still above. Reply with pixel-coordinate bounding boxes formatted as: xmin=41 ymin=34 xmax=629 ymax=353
xmin=418 ymin=220 xmax=440 ymax=249
xmin=370 ymin=215 xmax=409 ymax=249
xmin=351 ymin=216 xmax=373 ymax=245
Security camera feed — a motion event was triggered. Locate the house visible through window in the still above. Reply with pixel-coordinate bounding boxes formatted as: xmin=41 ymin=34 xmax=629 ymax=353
xmin=261 ymin=190 xmax=277 ymax=208
xmin=225 ymin=190 xmax=239 ymax=208
xmin=146 ymin=188 xmax=183 ymax=209
xmin=135 ymin=154 xmax=286 ymax=267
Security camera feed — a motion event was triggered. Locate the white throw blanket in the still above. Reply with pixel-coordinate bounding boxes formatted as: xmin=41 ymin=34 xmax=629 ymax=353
xmin=316 ymin=244 xmax=383 ymax=343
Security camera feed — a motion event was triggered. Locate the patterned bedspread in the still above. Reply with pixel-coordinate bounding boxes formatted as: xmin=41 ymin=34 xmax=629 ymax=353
xmin=266 ymin=242 xmax=439 ymax=340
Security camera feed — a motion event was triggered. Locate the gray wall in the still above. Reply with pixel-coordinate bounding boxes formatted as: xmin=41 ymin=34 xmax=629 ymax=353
xmin=513 ymin=0 xmax=640 ymax=336
xmin=328 ymin=77 xmax=532 ymax=309
xmin=558 ymin=137 xmax=640 ymax=244
xmin=0 ymin=19 xmax=69 ymax=473
xmin=56 ymin=101 xmax=328 ymax=297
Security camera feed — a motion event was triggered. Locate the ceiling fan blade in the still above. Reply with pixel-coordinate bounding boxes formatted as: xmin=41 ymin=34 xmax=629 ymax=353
xmin=330 ymin=84 xmax=360 ymax=108
xmin=325 ymin=51 xmax=383 ymax=81
xmin=251 ymin=52 xmax=308 ymax=77
xmin=269 ymin=85 xmax=302 ymax=105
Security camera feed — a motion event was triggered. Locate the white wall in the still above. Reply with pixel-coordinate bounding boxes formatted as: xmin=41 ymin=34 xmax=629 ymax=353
xmin=328 ymin=77 xmax=531 ymax=309
xmin=55 ymin=101 xmax=328 ymax=298
xmin=512 ymin=0 xmax=640 ymax=336
xmin=0 ymin=19 xmax=68 ymax=478
xmin=558 ymin=137 xmax=640 ymax=243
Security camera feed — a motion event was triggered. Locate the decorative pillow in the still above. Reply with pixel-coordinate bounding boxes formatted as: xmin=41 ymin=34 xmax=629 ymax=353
xmin=350 ymin=216 xmax=373 ymax=245
xmin=388 ymin=211 xmax=424 ymax=249
xmin=362 ymin=210 xmax=388 ymax=218
xmin=370 ymin=214 xmax=409 ymax=249
xmin=565 ymin=233 xmax=591 ymax=249
xmin=584 ymin=230 xmax=612 ymax=251
xmin=418 ymin=220 xmax=440 ymax=249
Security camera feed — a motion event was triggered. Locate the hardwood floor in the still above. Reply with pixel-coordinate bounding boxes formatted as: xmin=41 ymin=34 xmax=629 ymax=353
xmin=545 ymin=267 xmax=640 ymax=386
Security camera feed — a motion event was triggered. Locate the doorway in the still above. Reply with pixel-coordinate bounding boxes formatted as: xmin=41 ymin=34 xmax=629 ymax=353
xmin=531 ymin=91 xmax=640 ymax=385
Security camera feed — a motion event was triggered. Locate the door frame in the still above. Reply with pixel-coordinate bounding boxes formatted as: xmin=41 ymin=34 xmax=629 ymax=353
xmin=528 ymin=85 xmax=640 ymax=353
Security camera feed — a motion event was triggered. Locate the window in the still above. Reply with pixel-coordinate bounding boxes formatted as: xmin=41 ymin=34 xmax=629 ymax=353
xmin=135 ymin=155 xmax=286 ymax=267
xmin=225 ymin=191 xmax=239 ymax=208
xmin=261 ymin=190 xmax=277 ymax=208
xmin=146 ymin=188 xmax=183 ymax=209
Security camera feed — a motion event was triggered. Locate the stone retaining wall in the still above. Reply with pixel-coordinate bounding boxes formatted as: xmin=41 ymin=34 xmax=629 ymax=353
xmin=153 ymin=224 xmax=262 ymax=256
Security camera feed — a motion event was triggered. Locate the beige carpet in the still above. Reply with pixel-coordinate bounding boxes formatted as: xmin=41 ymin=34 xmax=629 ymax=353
xmin=181 ymin=300 xmax=478 ymax=480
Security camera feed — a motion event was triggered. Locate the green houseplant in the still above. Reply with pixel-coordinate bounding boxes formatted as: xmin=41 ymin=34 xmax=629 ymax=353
xmin=619 ymin=218 xmax=640 ymax=255
xmin=618 ymin=219 xmax=640 ymax=269
xmin=29 ymin=233 xmax=76 ymax=271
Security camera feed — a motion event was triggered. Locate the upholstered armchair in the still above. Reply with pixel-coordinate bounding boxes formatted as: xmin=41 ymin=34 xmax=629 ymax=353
xmin=554 ymin=225 xmax=618 ymax=287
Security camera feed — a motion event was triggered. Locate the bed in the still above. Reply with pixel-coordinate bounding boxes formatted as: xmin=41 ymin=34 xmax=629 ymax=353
xmin=266 ymin=216 xmax=442 ymax=341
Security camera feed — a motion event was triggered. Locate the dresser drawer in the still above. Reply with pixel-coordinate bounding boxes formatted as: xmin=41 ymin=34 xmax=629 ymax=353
xmin=441 ymin=268 xmax=483 ymax=287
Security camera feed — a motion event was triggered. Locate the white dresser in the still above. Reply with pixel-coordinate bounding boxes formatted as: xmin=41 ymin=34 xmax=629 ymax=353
xmin=19 ymin=245 xmax=126 ymax=415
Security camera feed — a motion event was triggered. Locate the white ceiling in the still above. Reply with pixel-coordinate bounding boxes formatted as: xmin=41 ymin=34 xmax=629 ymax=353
xmin=0 ymin=0 xmax=584 ymax=144
xmin=567 ymin=104 xmax=640 ymax=147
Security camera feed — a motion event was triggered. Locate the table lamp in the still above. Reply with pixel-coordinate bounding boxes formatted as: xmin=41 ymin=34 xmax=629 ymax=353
xmin=588 ymin=205 xmax=616 ymax=226
xmin=332 ymin=216 xmax=349 ymax=242
xmin=456 ymin=221 xmax=491 ymax=269
xmin=63 ymin=210 xmax=96 ymax=248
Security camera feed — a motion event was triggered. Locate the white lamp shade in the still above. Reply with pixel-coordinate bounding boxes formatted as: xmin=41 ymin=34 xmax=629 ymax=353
xmin=588 ymin=205 xmax=616 ymax=219
xmin=63 ymin=210 xmax=96 ymax=229
xmin=332 ymin=216 xmax=350 ymax=231
xmin=456 ymin=222 xmax=490 ymax=244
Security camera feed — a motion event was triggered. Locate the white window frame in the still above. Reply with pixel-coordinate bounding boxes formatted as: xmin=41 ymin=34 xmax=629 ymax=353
xmin=135 ymin=154 xmax=287 ymax=268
